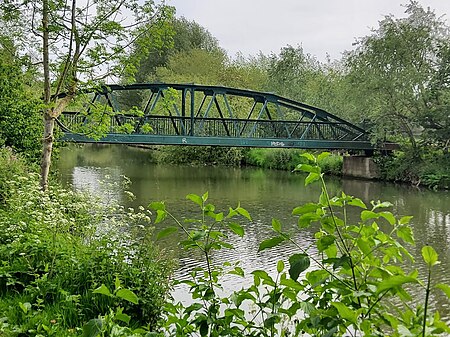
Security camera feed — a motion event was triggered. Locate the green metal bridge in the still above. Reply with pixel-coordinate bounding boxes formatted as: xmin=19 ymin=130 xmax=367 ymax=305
xmin=58 ymin=83 xmax=384 ymax=150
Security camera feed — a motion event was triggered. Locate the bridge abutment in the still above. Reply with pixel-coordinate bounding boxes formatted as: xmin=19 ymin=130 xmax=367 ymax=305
xmin=343 ymin=156 xmax=380 ymax=179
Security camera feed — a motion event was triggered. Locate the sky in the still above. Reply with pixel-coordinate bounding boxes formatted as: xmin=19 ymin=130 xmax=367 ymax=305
xmin=167 ymin=0 xmax=450 ymax=62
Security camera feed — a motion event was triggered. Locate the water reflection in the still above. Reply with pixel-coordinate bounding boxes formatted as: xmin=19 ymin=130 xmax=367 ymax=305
xmin=57 ymin=144 xmax=450 ymax=320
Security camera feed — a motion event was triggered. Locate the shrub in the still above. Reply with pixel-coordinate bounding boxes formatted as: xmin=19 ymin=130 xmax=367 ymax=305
xmin=0 ymin=147 xmax=30 ymax=204
xmin=0 ymin=153 xmax=173 ymax=333
xmin=158 ymin=145 xmax=244 ymax=166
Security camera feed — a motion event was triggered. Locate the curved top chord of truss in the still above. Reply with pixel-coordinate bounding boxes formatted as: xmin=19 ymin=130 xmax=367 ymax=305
xmin=57 ymin=83 xmax=380 ymax=150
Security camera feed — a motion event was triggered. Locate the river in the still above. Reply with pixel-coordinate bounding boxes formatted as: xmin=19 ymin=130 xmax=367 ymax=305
xmin=56 ymin=144 xmax=450 ymax=322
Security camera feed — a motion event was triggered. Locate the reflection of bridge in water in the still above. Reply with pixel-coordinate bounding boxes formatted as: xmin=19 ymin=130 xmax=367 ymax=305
xmin=58 ymin=83 xmax=392 ymax=151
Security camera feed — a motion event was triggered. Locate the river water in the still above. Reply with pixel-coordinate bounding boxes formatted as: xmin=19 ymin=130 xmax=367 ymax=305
xmin=56 ymin=144 xmax=450 ymax=322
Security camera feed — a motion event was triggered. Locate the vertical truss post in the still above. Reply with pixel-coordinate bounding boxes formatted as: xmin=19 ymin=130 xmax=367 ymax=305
xmin=182 ymin=89 xmax=186 ymax=135
xmin=190 ymin=88 xmax=195 ymax=136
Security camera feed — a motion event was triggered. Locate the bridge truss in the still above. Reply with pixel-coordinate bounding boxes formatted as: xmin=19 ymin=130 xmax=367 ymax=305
xmin=58 ymin=83 xmax=375 ymax=150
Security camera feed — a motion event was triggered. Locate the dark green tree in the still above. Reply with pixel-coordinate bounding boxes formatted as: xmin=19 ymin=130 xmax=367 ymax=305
xmin=126 ymin=17 xmax=222 ymax=83
xmin=0 ymin=39 xmax=41 ymax=161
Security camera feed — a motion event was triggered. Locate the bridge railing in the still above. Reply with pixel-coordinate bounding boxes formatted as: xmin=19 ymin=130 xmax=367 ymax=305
xmin=59 ymin=113 xmax=365 ymax=141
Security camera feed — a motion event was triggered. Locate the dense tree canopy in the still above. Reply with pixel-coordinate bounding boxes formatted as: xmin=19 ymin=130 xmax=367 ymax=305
xmin=0 ymin=39 xmax=41 ymax=161
xmin=344 ymin=1 xmax=450 ymax=150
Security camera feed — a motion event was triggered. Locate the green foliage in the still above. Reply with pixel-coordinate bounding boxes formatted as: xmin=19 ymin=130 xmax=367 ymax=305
xmin=376 ymin=148 xmax=450 ymax=189
xmin=158 ymin=145 xmax=245 ymax=166
xmin=154 ymin=153 xmax=450 ymax=336
xmin=344 ymin=1 xmax=450 ymax=150
xmin=0 ymin=51 xmax=42 ymax=161
xmin=0 ymin=147 xmax=29 ymax=204
xmin=125 ymin=16 xmax=221 ymax=83
xmin=0 ymin=150 xmax=173 ymax=335
xmin=245 ymin=148 xmax=343 ymax=174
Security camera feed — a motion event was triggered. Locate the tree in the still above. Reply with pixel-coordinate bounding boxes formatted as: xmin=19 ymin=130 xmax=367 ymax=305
xmin=125 ymin=17 xmax=222 ymax=83
xmin=0 ymin=38 xmax=42 ymax=161
xmin=344 ymin=1 xmax=450 ymax=151
xmin=0 ymin=0 xmax=173 ymax=190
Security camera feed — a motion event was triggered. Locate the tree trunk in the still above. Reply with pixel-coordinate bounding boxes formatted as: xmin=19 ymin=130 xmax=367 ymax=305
xmin=40 ymin=112 xmax=54 ymax=191
xmin=41 ymin=0 xmax=51 ymax=191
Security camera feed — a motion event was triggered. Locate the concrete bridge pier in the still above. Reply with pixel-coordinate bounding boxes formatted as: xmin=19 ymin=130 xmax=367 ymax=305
xmin=342 ymin=156 xmax=380 ymax=179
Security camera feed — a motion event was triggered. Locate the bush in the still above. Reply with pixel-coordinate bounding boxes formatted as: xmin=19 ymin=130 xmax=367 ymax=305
xmin=376 ymin=147 xmax=450 ymax=189
xmin=0 ymin=150 xmax=173 ymax=334
xmin=0 ymin=147 xmax=30 ymax=204
xmin=245 ymin=148 xmax=343 ymax=174
xmin=0 ymin=58 xmax=42 ymax=162
xmin=158 ymin=145 xmax=244 ymax=166
xmin=244 ymin=148 xmax=304 ymax=170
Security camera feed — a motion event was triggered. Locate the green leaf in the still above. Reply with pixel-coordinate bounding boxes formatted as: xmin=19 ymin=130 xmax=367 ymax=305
xmin=93 ymin=284 xmax=112 ymax=297
xmin=199 ymin=320 xmax=208 ymax=337
xmin=186 ymin=193 xmax=202 ymax=206
xmin=156 ymin=227 xmax=177 ymax=240
xmin=114 ymin=276 xmax=121 ymax=291
xmin=376 ymin=275 xmax=418 ymax=294
xmin=317 ymin=235 xmax=335 ymax=252
xmin=215 ymin=212 xmax=224 ymax=222
xmin=379 ymin=211 xmax=396 ymax=225
xmin=296 ymin=164 xmax=321 ymax=174
xmin=83 ymin=319 xmax=103 ymax=337
xmin=280 ymin=278 xmax=304 ymax=291
xmin=288 ymin=254 xmax=310 ymax=281
xmin=292 ymin=203 xmax=320 ymax=215
xmin=18 ymin=302 xmax=31 ymax=314
xmin=272 ymin=218 xmax=282 ymax=232
xmin=436 ymin=284 xmax=450 ymax=299
xmin=155 ymin=209 xmax=166 ymax=224
xmin=305 ymin=172 xmax=321 ymax=186
xmin=115 ymin=312 xmax=131 ymax=324
xmin=228 ymin=222 xmax=244 ymax=237
xmin=237 ymin=206 xmax=252 ymax=221
xmin=348 ymin=197 xmax=367 ymax=209
xmin=202 ymin=191 xmax=209 ymax=202
xmin=149 ymin=201 xmax=165 ymax=211
xmin=229 ymin=266 xmax=244 ymax=277
xmin=298 ymin=213 xmax=321 ymax=228
xmin=258 ymin=236 xmax=285 ymax=252
xmin=277 ymin=260 xmax=285 ymax=273
xmin=399 ymin=215 xmax=413 ymax=225
xmin=116 ymin=289 xmax=139 ymax=304
xmin=331 ymin=302 xmax=357 ymax=324
xmin=252 ymin=270 xmax=275 ymax=286
xmin=317 ymin=152 xmax=331 ymax=162
xmin=396 ymin=226 xmax=415 ymax=244
xmin=361 ymin=210 xmax=379 ymax=221
xmin=300 ymin=153 xmax=316 ymax=162
xmin=422 ymin=246 xmax=440 ymax=267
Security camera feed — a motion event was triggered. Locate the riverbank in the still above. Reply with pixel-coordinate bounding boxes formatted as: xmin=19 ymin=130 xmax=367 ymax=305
xmin=151 ymin=145 xmax=449 ymax=189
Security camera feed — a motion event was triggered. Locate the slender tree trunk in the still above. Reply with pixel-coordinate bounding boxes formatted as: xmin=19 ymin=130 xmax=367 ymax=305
xmin=40 ymin=114 xmax=54 ymax=191
xmin=40 ymin=0 xmax=52 ymax=191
